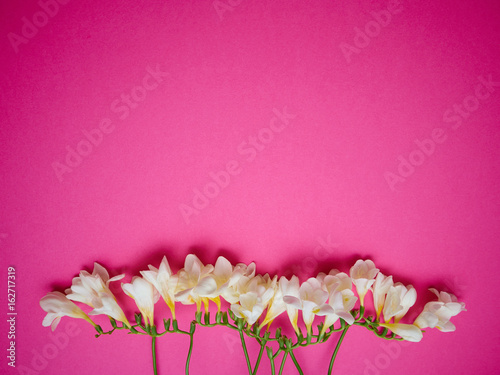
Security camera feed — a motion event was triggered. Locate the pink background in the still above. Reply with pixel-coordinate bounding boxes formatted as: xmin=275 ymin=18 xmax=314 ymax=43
xmin=1 ymin=0 xmax=499 ymax=374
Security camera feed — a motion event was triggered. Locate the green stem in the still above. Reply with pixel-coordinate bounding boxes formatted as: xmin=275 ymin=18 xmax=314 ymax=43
xmin=185 ymin=332 xmax=194 ymax=375
xmin=289 ymin=350 xmax=304 ymax=375
xmin=270 ymin=355 xmax=276 ymax=375
xmin=328 ymin=326 xmax=349 ymax=375
xmin=239 ymin=329 xmax=253 ymax=374
xmin=252 ymin=340 xmax=267 ymax=375
xmin=356 ymin=305 xmax=365 ymax=321
xmin=152 ymin=336 xmax=158 ymax=375
xmin=278 ymin=351 xmax=289 ymax=375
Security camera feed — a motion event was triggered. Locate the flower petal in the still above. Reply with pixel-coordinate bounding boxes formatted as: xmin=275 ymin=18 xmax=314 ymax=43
xmin=380 ymin=323 xmax=423 ymax=342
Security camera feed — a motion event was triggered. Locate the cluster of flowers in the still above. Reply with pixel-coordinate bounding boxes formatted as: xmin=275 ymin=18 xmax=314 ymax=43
xmin=40 ymin=255 xmax=465 ymax=343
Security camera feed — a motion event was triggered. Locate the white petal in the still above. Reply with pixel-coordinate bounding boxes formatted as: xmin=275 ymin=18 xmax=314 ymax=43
xmin=414 ymin=311 xmax=439 ymax=329
xmin=240 ymin=292 xmax=258 ymax=310
xmin=175 ymin=288 xmax=193 ymax=302
xmin=93 ymin=263 xmax=110 ymax=282
xmin=42 ymin=313 xmax=58 ymax=327
xmin=337 ymin=311 xmax=355 ymax=325
xmin=380 ymin=323 xmax=423 ymax=342
xmin=140 ymin=270 xmax=158 ymax=287
xmin=214 ymin=256 xmax=233 ymax=280
xmin=121 ymin=283 xmax=135 ymax=298
xmin=50 ymin=317 xmax=62 ymax=331
xmin=195 ymin=276 xmax=218 ymax=296
xmin=314 ymin=304 xmax=335 ymax=316
xmin=159 ymin=256 xmax=172 ymax=276
xmin=445 ymin=302 xmax=466 ymax=316
xmin=108 ymin=274 xmax=125 ymax=283
xmin=437 ymin=321 xmax=456 ymax=332
xmin=283 ymin=295 xmax=302 ymax=309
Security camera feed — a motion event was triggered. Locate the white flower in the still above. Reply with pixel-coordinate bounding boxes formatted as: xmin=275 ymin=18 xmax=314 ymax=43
xmin=230 ymin=274 xmax=276 ymax=325
xmin=141 ymin=256 xmax=178 ymax=319
xmin=394 ymin=284 xmax=417 ymax=323
xmin=283 ymin=277 xmax=328 ymax=335
xmin=378 ymin=323 xmax=423 ymax=342
xmin=65 ymin=262 xmax=125 ymax=306
xmin=228 ymin=261 xmax=257 ymax=289
xmin=315 ymin=273 xmax=357 ymax=334
xmin=383 ymin=283 xmax=417 ymax=323
xmin=220 ymin=262 xmax=256 ymax=304
xmin=350 ymin=260 xmax=379 ymax=306
xmin=65 ymin=263 xmax=130 ymax=327
xmin=122 ymin=276 xmax=160 ymax=326
xmin=87 ymin=290 xmax=130 ymax=327
xmin=279 ymin=275 xmax=300 ymax=334
xmin=195 ymin=256 xmax=250 ymax=310
xmin=414 ymin=289 xmax=466 ymax=332
xmin=259 ymin=279 xmax=286 ymax=329
xmin=40 ymin=291 xmax=96 ymax=331
xmin=373 ymin=273 xmax=393 ymax=320
xmin=321 ymin=271 xmax=352 ymax=294
xmin=175 ymin=254 xmax=214 ymax=311
xmin=231 ymin=292 xmax=266 ymax=326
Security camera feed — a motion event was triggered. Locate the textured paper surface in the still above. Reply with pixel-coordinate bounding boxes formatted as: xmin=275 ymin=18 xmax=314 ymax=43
xmin=1 ymin=0 xmax=499 ymax=374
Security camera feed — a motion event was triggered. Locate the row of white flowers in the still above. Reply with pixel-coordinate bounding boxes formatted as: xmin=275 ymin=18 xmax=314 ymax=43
xmin=40 ymin=256 xmax=466 ymax=343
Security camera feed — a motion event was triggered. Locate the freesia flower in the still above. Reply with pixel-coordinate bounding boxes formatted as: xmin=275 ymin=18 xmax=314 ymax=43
xmin=378 ymin=323 xmax=423 ymax=342
xmin=283 ymin=277 xmax=328 ymax=335
xmin=65 ymin=262 xmax=130 ymax=327
xmin=195 ymin=256 xmax=250 ymax=310
xmin=350 ymin=259 xmax=379 ymax=306
xmin=220 ymin=262 xmax=256 ymax=304
xmin=383 ymin=284 xmax=416 ymax=323
xmin=65 ymin=262 xmax=125 ymax=306
xmin=315 ymin=273 xmax=357 ymax=334
xmin=393 ymin=284 xmax=417 ymax=323
xmin=373 ymin=273 xmax=393 ymax=320
xmin=230 ymin=274 xmax=276 ymax=325
xmin=414 ymin=289 xmax=466 ymax=332
xmin=231 ymin=292 xmax=266 ymax=325
xmin=321 ymin=271 xmax=352 ymax=294
xmin=122 ymin=276 xmax=160 ymax=326
xmin=259 ymin=280 xmax=286 ymax=329
xmin=141 ymin=256 xmax=178 ymax=319
xmin=87 ymin=290 xmax=131 ymax=326
xmin=40 ymin=291 xmax=96 ymax=331
xmin=278 ymin=275 xmax=300 ymax=334
xmin=175 ymin=254 xmax=214 ymax=311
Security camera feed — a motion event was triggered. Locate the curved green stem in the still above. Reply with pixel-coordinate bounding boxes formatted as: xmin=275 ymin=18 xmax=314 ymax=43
xmin=278 ymin=351 xmax=289 ymax=375
xmin=289 ymin=350 xmax=304 ymax=375
xmin=239 ymin=329 xmax=253 ymax=374
xmin=152 ymin=336 xmax=158 ymax=375
xmin=185 ymin=331 xmax=194 ymax=375
xmin=328 ymin=326 xmax=349 ymax=375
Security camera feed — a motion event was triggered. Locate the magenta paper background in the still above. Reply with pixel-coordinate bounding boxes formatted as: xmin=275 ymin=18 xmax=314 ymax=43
xmin=1 ymin=0 xmax=499 ymax=374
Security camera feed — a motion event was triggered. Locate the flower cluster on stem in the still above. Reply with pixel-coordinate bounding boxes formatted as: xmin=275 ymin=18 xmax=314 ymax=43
xmin=40 ymin=256 xmax=466 ymax=374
